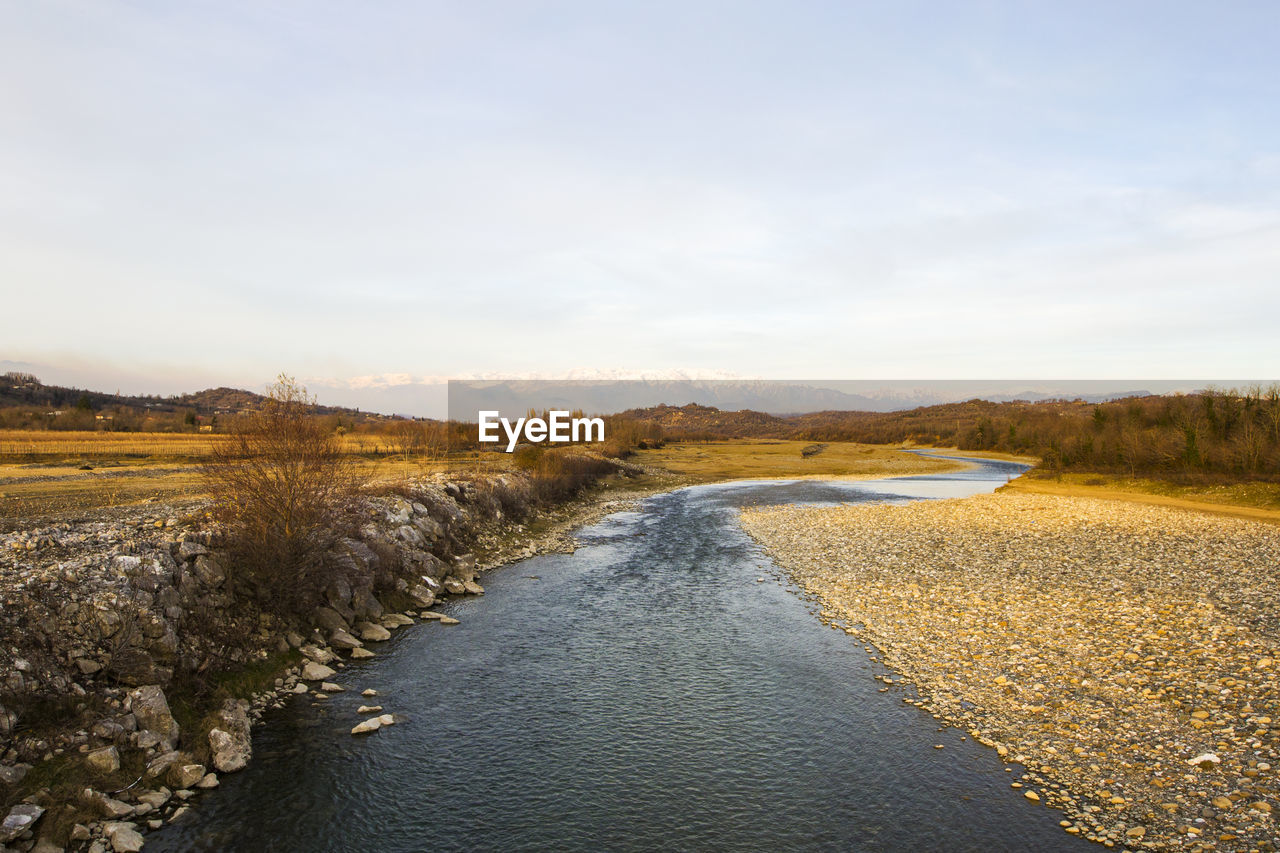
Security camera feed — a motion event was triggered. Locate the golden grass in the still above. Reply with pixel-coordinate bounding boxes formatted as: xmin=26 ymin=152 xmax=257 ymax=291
xmin=632 ymin=440 xmax=966 ymax=483
xmin=0 ymin=429 xmax=226 ymax=458
xmin=1001 ymin=472 xmax=1280 ymax=526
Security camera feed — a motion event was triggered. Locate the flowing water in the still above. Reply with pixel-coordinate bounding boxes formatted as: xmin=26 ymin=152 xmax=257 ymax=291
xmin=150 ymin=455 xmax=1089 ymax=852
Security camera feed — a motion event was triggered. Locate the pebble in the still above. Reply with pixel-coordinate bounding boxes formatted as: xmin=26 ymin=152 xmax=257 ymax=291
xmin=741 ymin=491 xmax=1280 ymax=851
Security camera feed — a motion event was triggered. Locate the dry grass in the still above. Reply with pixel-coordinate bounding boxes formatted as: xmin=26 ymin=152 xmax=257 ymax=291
xmin=632 ymin=440 xmax=966 ymax=483
xmin=0 ymin=429 xmax=226 ymax=459
xmin=1002 ymin=472 xmax=1280 ymax=526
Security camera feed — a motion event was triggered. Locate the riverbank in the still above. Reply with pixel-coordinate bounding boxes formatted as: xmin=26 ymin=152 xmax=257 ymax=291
xmin=0 ymin=462 xmax=682 ymax=851
xmin=740 ymin=491 xmax=1279 ymax=852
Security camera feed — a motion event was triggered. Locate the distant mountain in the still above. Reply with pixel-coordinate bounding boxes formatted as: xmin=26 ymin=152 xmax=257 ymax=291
xmin=0 ymin=373 xmax=377 ymax=418
xmin=616 ymin=403 xmax=791 ymax=438
xmin=443 ymin=379 xmax=1186 ymax=420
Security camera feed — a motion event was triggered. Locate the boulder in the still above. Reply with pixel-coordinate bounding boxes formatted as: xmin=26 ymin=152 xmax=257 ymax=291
xmin=104 ymin=821 xmax=144 ymax=853
xmin=463 ymin=580 xmax=485 ymax=595
xmin=325 ymin=576 xmax=355 ymax=621
xmin=1 ymin=803 xmax=45 ymax=844
xmin=177 ymin=540 xmax=209 ymax=560
xmin=452 ymin=554 xmax=477 ymax=583
xmin=351 ymin=718 xmax=381 ymax=735
xmin=383 ymin=613 xmax=414 ymax=628
xmin=351 ymin=589 xmax=384 ymax=622
xmin=328 ymin=629 xmax=363 ymax=651
xmin=313 ymin=606 xmax=349 ymax=634
xmin=300 ymin=644 xmax=336 ymax=664
xmin=407 ymin=584 xmax=435 ymax=608
xmin=192 ymin=554 xmax=225 ymax=588
xmin=300 ymin=661 xmax=336 ymax=681
xmin=208 ymin=699 xmax=251 ymax=773
xmin=350 ymin=647 xmax=375 ymax=659
xmin=128 ymin=685 xmax=179 ymax=749
xmin=414 ymin=514 xmax=443 ymax=541
xmin=167 ymin=762 xmax=206 ymax=790
xmin=86 ymin=745 xmax=121 ymax=774
xmin=442 ymin=578 xmax=466 ymax=595
xmin=356 ymin=622 xmax=392 ymax=642
xmin=0 ymin=764 xmax=31 ymax=786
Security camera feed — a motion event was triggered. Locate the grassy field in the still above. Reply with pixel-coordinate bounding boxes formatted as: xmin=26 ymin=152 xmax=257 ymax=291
xmin=630 ymin=440 xmax=966 ymax=483
xmin=0 ymin=429 xmax=408 ymax=460
xmin=8 ymin=430 xmax=1278 ymax=525
xmin=0 ymin=456 xmax=455 ymax=520
xmin=1002 ymin=471 xmax=1280 ymax=525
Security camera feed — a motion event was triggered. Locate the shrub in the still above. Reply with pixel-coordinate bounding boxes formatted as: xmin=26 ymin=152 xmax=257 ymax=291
xmin=200 ymin=375 xmax=360 ymax=614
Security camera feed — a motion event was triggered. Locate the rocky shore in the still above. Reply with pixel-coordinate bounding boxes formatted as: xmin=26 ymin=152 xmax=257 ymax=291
xmin=740 ymin=492 xmax=1278 ymax=852
xmin=0 ymin=471 xmax=649 ymax=851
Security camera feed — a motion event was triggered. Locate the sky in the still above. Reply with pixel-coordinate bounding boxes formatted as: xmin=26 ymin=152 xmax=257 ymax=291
xmin=2 ymin=0 xmax=1278 ymax=406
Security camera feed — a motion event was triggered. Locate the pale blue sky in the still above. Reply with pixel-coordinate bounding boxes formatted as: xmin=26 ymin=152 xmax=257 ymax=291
xmin=2 ymin=1 xmax=1277 ymax=402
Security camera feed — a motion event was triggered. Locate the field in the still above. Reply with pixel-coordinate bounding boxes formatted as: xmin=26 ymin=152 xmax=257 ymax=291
xmin=630 ymin=440 xmax=966 ymax=482
xmin=0 ymin=426 xmax=465 ymax=521
xmin=1002 ymin=470 xmax=1280 ymax=525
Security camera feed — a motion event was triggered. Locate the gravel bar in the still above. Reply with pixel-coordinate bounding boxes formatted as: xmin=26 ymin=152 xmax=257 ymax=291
xmin=740 ymin=492 xmax=1278 ymax=851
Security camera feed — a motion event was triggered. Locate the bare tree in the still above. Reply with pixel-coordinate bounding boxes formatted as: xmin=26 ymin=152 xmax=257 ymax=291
xmin=201 ymin=375 xmax=359 ymax=612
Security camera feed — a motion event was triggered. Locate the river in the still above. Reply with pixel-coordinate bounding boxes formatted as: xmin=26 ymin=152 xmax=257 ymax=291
xmin=149 ymin=455 xmax=1089 ymax=852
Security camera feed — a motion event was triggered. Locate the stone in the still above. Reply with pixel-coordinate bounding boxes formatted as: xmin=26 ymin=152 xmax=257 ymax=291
xmin=419 ymin=611 xmax=445 ymax=620
xmin=86 ymin=745 xmax=121 ymax=774
xmin=1024 ymin=791 xmax=1040 ymax=802
xmin=442 ymin=578 xmax=466 ymax=595
xmin=192 ymin=554 xmax=225 ymax=588
xmin=357 ymin=705 xmax=383 ymax=713
xmin=361 ymin=688 xmax=378 ymax=696
xmin=313 ymin=606 xmax=349 ymax=634
xmin=167 ymin=762 xmax=206 ymax=790
xmin=1188 ymin=753 xmax=1221 ymax=770
xmin=377 ymin=714 xmax=396 ymax=726
xmin=1 ymin=804 xmax=45 ymax=844
xmin=439 ymin=616 xmax=460 ymax=625
xmin=356 ymin=622 xmax=391 ymax=643
xmin=76 ymin=657 xmax=103 ymax=675
xmin=32 ymin=838 xmax=63 ymax=853
xmin=382 ymin=613 xmax=414 ymax=628
xmin=407 ymin=584 xmax=435 ymax=608
xmin=351 ymin=718 xmax=381 ymax=735
xmin=350 ymin=647 xmax=375 ymax=659
xmin=300 ymin=644 xmax=336 ymax=664
xmin=328 ymin=629 xmax=363 ymax=650
xmin=1126 ymin=827 xmax=1146 ymax=838
xmin=351 ymin=588 xmax=384 ymax=621
xmin=208 ymin=699 xmax=251 ymax=772
xmin=301 ymin=662 xmax=337 ymax=681
xmin=320 ymin=682 xmax=344 ymax=693
xmin=135 ymin=789 xmax=170 ymax=809
xmin=177 ymin=540 xmax=209 ymax=559
xmin=463 ymin=580 xmax=485 ymax=595
xmin=0 ymin=763 xmax=32 ymax=786
xmin=103 ymin=821 xmax=144 ymax=853
xmin=196 ymin=773 xmax=219 ymax=789
xmin=129 ymin=685 xmax=180 ymax=749
xmin=452 ymin=553 xmax=477 ymax=583
xmin=1212 ymin=796 xmax=1233 ymax=810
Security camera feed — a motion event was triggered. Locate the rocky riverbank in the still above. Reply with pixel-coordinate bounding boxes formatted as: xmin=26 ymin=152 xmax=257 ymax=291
xmin=0 ymin=469 xmax=653 ymax=852
xmin=740 ymin=492 xmax=1279 ymax=852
